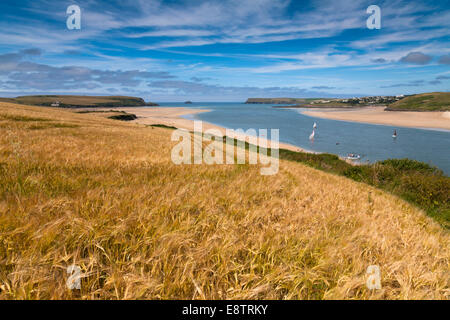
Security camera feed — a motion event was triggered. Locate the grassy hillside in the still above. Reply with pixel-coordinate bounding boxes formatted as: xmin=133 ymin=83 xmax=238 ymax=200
xmin=0 ymin=95 xmax=158 ymax=108
xmin=386 ymin=92 xmax=450 ymax=111
xmin=0 ymin=102 xmax=448 ymax=299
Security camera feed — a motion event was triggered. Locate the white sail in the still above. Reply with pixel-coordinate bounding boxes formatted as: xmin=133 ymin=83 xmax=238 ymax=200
xmin=309 ymin=130 xmax=315 ymax=141
xmin=313 ymin=122 xmax=317 ymax=129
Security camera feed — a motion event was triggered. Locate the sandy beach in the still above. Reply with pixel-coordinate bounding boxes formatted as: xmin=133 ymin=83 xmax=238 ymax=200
xmin=301 ymin=106 xmax=450 ymax=130
xmin=102 ymin=107 xmax=308 ymax=153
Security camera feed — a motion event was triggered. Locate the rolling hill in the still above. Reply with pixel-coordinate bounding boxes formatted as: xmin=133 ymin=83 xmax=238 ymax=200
xmin=0 ymin=95 xmax=158 ymax=108
xmin=386 ymin=92 xmax=450 ymax=111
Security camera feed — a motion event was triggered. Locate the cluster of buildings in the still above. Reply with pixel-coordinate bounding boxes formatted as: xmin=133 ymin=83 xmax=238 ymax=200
xmin=339 ymin=95 xmax=406 ymax=105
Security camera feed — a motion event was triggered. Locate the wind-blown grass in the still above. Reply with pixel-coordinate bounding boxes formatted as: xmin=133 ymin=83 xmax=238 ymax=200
xmin=218 ymin=138 xmax=449 ymax=228
xmin=0 ymin=102 xmax=448 ymax=300
xmin=279 ymin=151 xmax=449 ymax=228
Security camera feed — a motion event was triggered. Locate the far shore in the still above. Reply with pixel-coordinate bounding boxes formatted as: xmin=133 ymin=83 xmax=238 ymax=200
xmin=99 ymin=106 xmax=314 ymax=154
xmin=301 ymin=106 xmax=450 ymax=130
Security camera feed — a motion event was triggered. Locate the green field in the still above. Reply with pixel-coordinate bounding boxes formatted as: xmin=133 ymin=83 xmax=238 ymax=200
xmin=0 ymin=95 xmax=158 ymax=108
xmin=386 ymin=92 xmax=450 ymax=111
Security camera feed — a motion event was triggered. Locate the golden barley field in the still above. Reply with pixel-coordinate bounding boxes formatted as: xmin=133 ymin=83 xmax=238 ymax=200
xmin=0 ymin=102 xmax=448 ymax=300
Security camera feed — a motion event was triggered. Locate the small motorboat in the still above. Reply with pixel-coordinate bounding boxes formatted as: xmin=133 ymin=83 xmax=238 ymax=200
xmin=347 ymin=153 xmax=361 ymax=160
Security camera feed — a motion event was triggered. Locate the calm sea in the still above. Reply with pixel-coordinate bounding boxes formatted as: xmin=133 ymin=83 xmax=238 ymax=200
xmin=157 ymin=102 xmax=450 ymax=175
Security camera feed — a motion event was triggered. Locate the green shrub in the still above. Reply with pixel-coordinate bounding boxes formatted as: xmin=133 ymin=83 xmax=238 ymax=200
xmin=379 ymin=159 xmax=442 ymax=175
xmin=108 ymin=114 xmax=137 ymax=121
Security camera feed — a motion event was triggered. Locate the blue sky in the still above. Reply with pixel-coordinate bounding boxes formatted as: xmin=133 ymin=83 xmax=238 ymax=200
xmin=0 ymin=0 xmax=449 ymax=101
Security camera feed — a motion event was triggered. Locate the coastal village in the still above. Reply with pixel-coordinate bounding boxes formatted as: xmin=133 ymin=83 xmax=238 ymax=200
xmin=246 ymin=95 xmax=408 ymax=106
xmin=329 ymin=95 xmax=406 ymax=105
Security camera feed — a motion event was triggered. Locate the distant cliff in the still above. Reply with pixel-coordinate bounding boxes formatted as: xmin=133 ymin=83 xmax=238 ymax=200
xmin=245 ymin=98 xmax=308 ymax=104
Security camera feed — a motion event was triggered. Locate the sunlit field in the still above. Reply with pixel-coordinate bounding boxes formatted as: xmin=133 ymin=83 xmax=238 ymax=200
xmin=0 ymin=102 xmax=448 ymax=299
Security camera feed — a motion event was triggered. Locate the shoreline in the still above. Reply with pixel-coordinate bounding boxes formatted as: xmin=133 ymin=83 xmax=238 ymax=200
xmin=100 ymin=106 xmax=315 ymax=154
xmin=300 ymin=106 xmax=450 ymax=131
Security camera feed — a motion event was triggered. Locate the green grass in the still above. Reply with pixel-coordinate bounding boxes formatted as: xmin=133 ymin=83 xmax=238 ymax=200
xmin=386 ymin=92 xmax=450 ymax=111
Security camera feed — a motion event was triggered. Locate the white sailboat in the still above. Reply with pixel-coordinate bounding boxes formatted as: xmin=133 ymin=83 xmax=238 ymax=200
xmin=309 ymin=129 xmax=315 ymax=141
xmin=313 ymin=122 xmax=317 ymax=129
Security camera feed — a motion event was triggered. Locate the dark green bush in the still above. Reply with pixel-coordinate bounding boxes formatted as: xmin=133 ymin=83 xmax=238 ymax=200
xmin=378 ymin=159 xmax=442 ymax=175
xmin=108 ymin=114 xmax=137 ymax=121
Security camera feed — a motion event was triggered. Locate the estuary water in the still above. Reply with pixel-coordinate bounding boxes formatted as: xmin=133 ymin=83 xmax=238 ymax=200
xmin=158 ymin=102 xmax=450 ymax=175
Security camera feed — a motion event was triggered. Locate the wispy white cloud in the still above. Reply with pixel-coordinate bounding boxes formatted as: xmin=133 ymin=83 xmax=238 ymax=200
xmin=126 ymin=29 xmax=215 ymax=38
